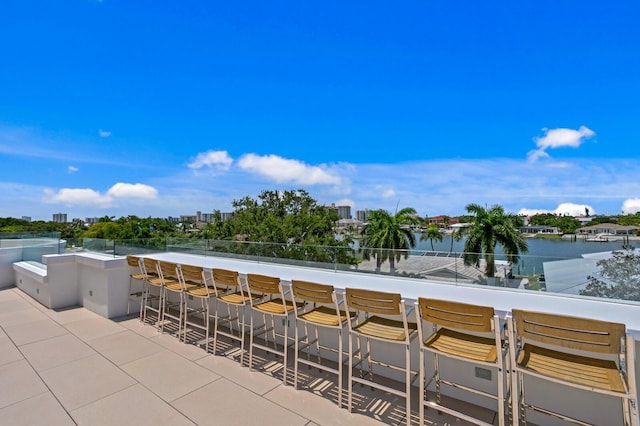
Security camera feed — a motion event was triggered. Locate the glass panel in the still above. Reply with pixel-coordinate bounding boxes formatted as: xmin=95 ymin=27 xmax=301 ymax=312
xmin=77 ymin=237 xmax=640 ymax=305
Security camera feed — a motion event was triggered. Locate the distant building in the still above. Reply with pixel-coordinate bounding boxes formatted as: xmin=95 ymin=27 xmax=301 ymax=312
xmin=85 ymin=217 xmax=100 ymax=225
xmin=180 ymin=215 xmax=198 ymax=223
xmin=21 ymin=216 xmax=31 ymax=222
xmin=428 ymin=215 xmax=458 ymax=227
xmin=519 ymin=225 xmax=561 ymax=235
xmin=220 ymin=212 xmax=234 ymax=221
xmin=200 ymin=213 xmax=215 ymax=223
xmin=336 ymin=218 xmax=363 ymax=234
xmin=576 ymin=223 xmax=639 ymax=236
xmin=329 ymin=204 xmax=351 ymax=219
xmin=356 ymin=209 xmax=370 ymax=222
xmin=52 ymin=213 xmax=67 ymax=223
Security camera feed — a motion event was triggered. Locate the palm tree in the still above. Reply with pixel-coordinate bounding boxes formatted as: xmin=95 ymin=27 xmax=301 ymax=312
xmin=361 ymin=207 xmax=420 ymax=275
xmin=449 ymin=226 xmax=464 ymax=254
xmin=420 ymin=223 xmax=444 ymax=251
xmin=463 ymin=203 xmax=528 ymax=277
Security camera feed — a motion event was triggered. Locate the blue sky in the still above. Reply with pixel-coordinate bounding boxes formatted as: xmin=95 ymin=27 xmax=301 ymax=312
xmin=1 ymin=1 xmax=640 ymax=221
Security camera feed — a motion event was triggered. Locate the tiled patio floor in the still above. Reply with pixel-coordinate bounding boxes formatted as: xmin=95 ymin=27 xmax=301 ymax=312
xmin=0 ymin=287 xmax=498 ymax=425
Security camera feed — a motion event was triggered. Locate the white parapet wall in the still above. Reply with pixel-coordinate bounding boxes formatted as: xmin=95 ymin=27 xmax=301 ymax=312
xmin=13 ymin=252 xmax=129 ymax=318
xmin=13 ymin=260 xmax=77 ymax=310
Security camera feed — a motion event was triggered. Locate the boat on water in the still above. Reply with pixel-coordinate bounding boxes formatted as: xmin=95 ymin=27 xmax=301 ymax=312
xmin=586 ymin=233 xmax=618 ymax=242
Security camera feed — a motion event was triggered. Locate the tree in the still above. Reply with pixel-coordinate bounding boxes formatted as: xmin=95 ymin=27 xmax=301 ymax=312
xmin=617 ymin=213 xmax=640 ymax=228
xmin=83 ymin=221 xmax=123 ymax=239
xmin=213 ymin=190 xmax=338 ymax=243
xmin=449 ymin=227 xmax=464 ymax=254
xmin=205 ymin=189 xmax=355 ymax=265
xmin=463 ymin=203 xmax=528 ymax=277
xmin=420 ymin=223 xmax=443 ymax=251
xmin=580 ymin=247 xmax=640 ymax=301
xmin=360 ymin=207 xmax=420 ymax=275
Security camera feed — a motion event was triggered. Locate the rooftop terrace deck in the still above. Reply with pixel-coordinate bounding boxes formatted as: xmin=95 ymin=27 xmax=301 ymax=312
xmin=0 ymin=287 xmax=496 ymax=426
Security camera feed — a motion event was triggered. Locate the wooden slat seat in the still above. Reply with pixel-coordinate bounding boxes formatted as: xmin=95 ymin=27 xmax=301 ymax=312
xmin=147 ymin=276 xmax=163 ymax=286
xmin=424 ymin=328 xmax=498 ymax=363
xmin=186 ymin=286 xmax=214 ymax=298
xmin=353 ymin=316 xmax=417 ymax=341
xmin=166 ymin=281 xmax=186 ymax=291
xmin=517 ymin=343 xmax=624 ymax=393
xmin=253 ymin=298 xmax=298 ymax=315
xmin=298 ymin=305 xmax=350 ymax=327
xmin=218 ymin=291 xmax=254 ymax=305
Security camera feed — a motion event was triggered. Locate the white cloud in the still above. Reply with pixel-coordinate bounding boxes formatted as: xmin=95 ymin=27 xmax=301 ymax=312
xmin=43 ymin=188 xmax=113 ymax=207
xmin=107 ymin=183 xmax=158 ymax=199
xmin=188 ymin=150 xmax=233 ymax=173
xmin=622 ymin=198 xmax=640 ymax=215
xmin=374 ymin=185 xmax=396 ymax=199
xmin=518 ymin=203 xmax=595 ymax=217
xmin=237 ymin=154 xmax=342 ymax=185
xmin=517 ymin=208 xmax=552 ymax=216
xmin=554 ymin=202 xmax=594 ymax=216
xmin=42 ymin=182 xmax=157 ymax=209
xmin=67 ymin=166 xmax=79 ymax=173
xmin=525 ymin=149 xmax=549 ymax=163
xmin=99 ymin=129 xmax=111 ymax=137
xmin=334 ymin=198 xmax=355 ymax=208
xmin=527 ymin=126 xmax=595 ymax=162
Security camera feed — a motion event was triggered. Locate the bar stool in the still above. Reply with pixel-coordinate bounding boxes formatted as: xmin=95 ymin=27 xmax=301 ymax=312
xmin=158 ymin=261 xmax=190 ymax=335
xmin=417 ymin=298 xmax=507 ymax=426
xmin=290 ymin=280 xmax=352 ymax=407
xmin=179 ymin=264 xmax=213 ymax=346
xmin=140 ymin=257 xmax=162 ymax=326
xmin=125 ymin=255 xmax=146 ymax=318
xmin=210 ymin=268 xmax=257 ymax=365
xmin=344 ymin=288 xmax=418 ymax=426
xmin=508 ymin=309 xmax=638 ymax=426
xmin=247 ymin=273 xmax=299 ymax=384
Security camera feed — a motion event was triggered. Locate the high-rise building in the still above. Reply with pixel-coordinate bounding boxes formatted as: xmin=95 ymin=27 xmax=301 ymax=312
xmin=52 ymin=213 xmax=67 ymax=223
xmin=86 ymin=217 xmax=100 ymax=225
xmin=356 ymin=209 xmax=370 ymax=222
xmin=220 ymin=212 xmax=234 ymax=221
xmin=200 ymin=213 xmax=215 ymax=223
xmin=180 ymin=215 xmax=198 ymax=223
xmin=329 ymin=203 xmax=352 ymax=219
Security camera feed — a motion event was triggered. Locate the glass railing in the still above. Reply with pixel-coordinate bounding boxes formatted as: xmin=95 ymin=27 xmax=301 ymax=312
xmin=0 ymin=232 xmax=64 ymax=262
xmin=0 ymin=231 xmax=61 ymax=240
xmin=76 ymin=237 xmax=640 ymax=305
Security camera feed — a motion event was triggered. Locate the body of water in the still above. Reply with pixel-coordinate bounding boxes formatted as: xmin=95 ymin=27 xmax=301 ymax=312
xmin=412 ymin=234 xmax=631 ymax=276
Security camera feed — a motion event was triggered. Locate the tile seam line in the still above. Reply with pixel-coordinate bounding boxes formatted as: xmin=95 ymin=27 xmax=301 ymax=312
xmin=0 ymin=322 xmax=79 ymax=425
